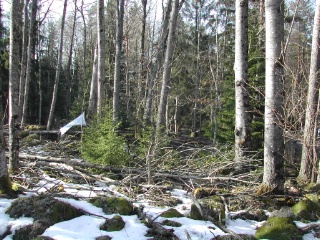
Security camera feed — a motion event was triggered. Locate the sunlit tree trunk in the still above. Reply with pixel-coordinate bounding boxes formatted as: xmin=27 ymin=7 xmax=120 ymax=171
xmin=299 ymin=0 xmax=320 ymax=183
xmin=9 ymin=0 xmax=22 ymax=172
xmin=65 ymin=0 xmax=77 ymax=119
xmin=46 ymin=0 xmax=67 ymax=130
xmin=135 ymin=0 xmax=147 ymax=132
xmin=18 ymin=0 xmax=29 ymax=121
xmin=88 ymin=42 xmax=98 ymax=117
xmin=234 ymin=0 xmax=250 ymax=166
xmin=21 ymin=0 xmax=37 ymax=125
xmin=113 ymin=0 xmax=125 ymax=123
xmin=144 ymin=0 xmax=172 ymax=126
xmin=259 ymin=0 xmax=285 ymax=194
xmin=156 ymin=0 xmax=183 ymax=133
xmin=97 ymin=0 xmax=106 ymax=115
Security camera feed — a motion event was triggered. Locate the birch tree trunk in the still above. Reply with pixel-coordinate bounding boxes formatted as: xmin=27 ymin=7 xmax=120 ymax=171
xmin=88 ymin=42 xmax=98 ymax=117
xmin=298 ymin=0 xmax=320 ymax=183
xmin=97 ymin=0 xmax=106 ymax=115
xmin=0 ymin=0 xmax=12 ymax=193
xmin=21 ymin=0 xmax=37 ymax=125
xmin=143 ymin=0 xmax=172 ymax=126
xmin=259 ymin=0 xmax=285 ymax=194
xmin=135 ymin=0 xmax=147 ymax=132
xmin=9 ymin=0 xmax=21 ymax=172
xmin=234 ymin=0 xmax=250 ymax=166
xmin=156 ymin=0 xmax=182 ymax=133
xmin=113 ymin=0 xmax=125 ymax=123
xmin=18 ymin=0 xmax=29 ymax=121
xmin=65 ymin=0 xmax=77 ymax=119
xmin=46 ymin=0 xmax=67 ymax=130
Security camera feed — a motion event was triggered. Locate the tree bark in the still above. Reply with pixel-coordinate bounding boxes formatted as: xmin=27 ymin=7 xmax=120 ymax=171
xmin=143 ymin=0 xmax=172 ymax=126
xmin=88 ymin=42 xmax=98 ymax=117
xmin=299 ymin=0 xmax=320 ymax=183
xmin=65 ymin=0 xmax=77 ymax=119
xmin=9 ymin=0 xmax=22 ymax=172
xmin=234 ymin=0 xmax=250 ymax=166
xmin=97 ymin=0 xmax=106 ymax=115
xmin=18 ymin=0 xmax=29 ymax=121
xmin=156 ymin=0 xmax=182 ymax=133
xmin=261 ymin=0 xmax=285 ymax=194
xmin=0 ymin=0 xmax=12 ymax=193
xmin=113 ymin=0 xmax=125 ymax=123
xmin=46 ymin=0 xmax=67 ymax=130
xmin=21 ymin=0 xmax=38 ymax=125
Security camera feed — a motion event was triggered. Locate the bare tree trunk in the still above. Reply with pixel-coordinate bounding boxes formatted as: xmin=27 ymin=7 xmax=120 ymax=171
xmin=88 ymin=42 xmax=98 ymax=117
xmin=46 ymin=0 xmax=67 ymax=130
xmin=156 ymin=0 xmax=182 ymax=133
xmin=298 ymin=0 xmax=320 ymax=183
xmin=18 ymin=0 xmax=29 ymax=121
xmin=113 ymin=0 xmax=125 ymax=123
xmin=21 ymin=0 xmax=37 ymax=126
xmin=234 ymin=0 xmax=250 ymax=166
xmin=135 ymin=0 xmax=147 ymax=132
xmin=260 ymin=0 xmax=285 ymax=194
xmin=9 ymin=0 xmax=22 ymax=172
xmin=97 ymin=0 xmax=106 ymax=115
xmin=65 ymin=0 xmax=77 ymax=119
xmin=144 ymin=0 xmax=172 ymax=126
xmin=0 ymin=0 xmax=12 ymax=193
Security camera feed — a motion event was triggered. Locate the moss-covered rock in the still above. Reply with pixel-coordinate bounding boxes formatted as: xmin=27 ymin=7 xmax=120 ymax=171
xmin=198 ymin=196 xmax=225 ymax=222
xmin=88 ymin=197 xmax=134 ymax=215
xmin=255 ymin=217 xmax=301 ymax=240
xmin=6 ymin=195 xmax=83 ymax=239
xmin=160 ymin=208 xmax=184 ymax=218
xmin=100 ymin=215 xmax=125 ymax=231
xmin=189 ymin=204 xmax=203 ymax=220
xmin=292 ymin=197 xmax=320 ymax=221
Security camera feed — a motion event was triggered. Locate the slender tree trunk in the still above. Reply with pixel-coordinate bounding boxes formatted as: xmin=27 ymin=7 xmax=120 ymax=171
xmin=113 ymin=0 xmax=125 ymax=123
xmin=0 ymin=0 xmax=12 ymax=193
xmin=46 ymin=0 xmax=67 ymax=130
xmin=144 ymin=0 xmax=172 ymax=126
xmin=18 ymin=0 xmax=29 ymax=121
xmin=88 ymin=42 xmax=98 ymax=117
xmin=9 ymin=0 xmax=21 ymax=172
xmin=65 ymin=0 xmax=77 ymax=119
xmin=298 ymin=0 xmax=320 ymax=183
xmin=234 ymin=0 xmax=250 ymax=166
xmin=260 ymin=0 xmax=285 ymax=194
xmin=97 ymin=0 xmax=106 ymax=115
xmin=135 ymin=0 xmax=147 ymax=132
xmin=21 ymin=0 xmax=37 ymax=125
xmin=156 ymin=0 xmax=182 ymax=133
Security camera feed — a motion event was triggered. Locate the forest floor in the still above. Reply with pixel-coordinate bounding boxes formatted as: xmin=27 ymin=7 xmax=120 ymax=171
xmin=0 ymin=129 xmax=320 ymax=239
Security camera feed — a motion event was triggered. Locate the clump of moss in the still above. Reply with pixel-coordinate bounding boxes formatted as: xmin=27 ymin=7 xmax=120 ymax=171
xmin=292 ymin=196 xmax=320 ymax=221
xmin=160 ymin=208 xmax=184 ymax=218
xmin=100 ymin=215 xmax=125 ymax=231
xmin=88 ymin=197 xmax=134 ymax=215
xmin=189 ymin=204 xmax=203 ymax=220
xmin=198 ymin=196 xmax=226 ymax=222
xmin=193 ymin=187 xmax=215 ymax=199
xmin=255 ymin=217 xmax=301 ymax=239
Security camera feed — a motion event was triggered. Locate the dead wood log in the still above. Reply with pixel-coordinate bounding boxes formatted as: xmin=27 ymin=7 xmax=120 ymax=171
xmin=135 ymin=206 xmax=179 ymax=239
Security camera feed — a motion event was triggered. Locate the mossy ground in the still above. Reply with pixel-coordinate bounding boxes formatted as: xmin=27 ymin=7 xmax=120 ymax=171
xmin=160 ymin=208 xmax=184 ymax=218
xmin=88 ymin=196 xmax=134 ymax=215
xmin=255 ymin=217 xmax=301 ymax=239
